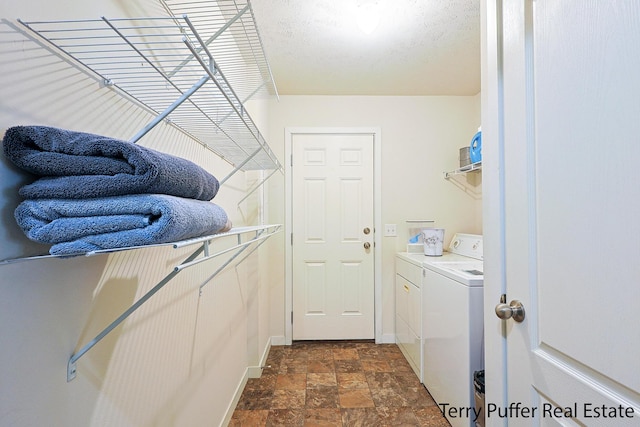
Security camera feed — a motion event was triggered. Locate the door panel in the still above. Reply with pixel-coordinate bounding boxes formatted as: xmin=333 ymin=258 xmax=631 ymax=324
xmin=304 ymin=179 xmax=326 ymax=241
xmin=340 ymin=179 xmax=362 ymax=242
xmin=304 ymin=262 xmax=326 ymax=314
xmin=498 ymin=0 xmax=640 ymax=424
xmin=292 ymin=133 xmax=374 ymax=340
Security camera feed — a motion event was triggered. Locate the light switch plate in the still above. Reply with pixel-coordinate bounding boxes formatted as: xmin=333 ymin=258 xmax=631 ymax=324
xmin=384 ymin=224 xmax=397 ymax=236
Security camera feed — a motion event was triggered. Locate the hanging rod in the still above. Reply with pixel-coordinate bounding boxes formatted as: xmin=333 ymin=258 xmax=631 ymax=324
xmin=66 ymin=224 xmax=282 ymax=381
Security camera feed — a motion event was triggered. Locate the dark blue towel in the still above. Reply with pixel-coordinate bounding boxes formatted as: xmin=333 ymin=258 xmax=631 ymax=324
xmin=15 ymin=194 xmax=231 ymax=256
xmin=3 ymin=126 xmax=220 ymax=200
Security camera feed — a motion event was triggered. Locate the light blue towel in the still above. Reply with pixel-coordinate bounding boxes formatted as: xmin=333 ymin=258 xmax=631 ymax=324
xmin=3 ymin=126 xmax=220 ymax=201
xmin=15 ymin=194 xmax=231 ymax=256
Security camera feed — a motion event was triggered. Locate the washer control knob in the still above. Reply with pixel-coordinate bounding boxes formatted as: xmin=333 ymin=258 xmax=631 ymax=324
xmin=495 ymin=300 xmax=525 ymax=323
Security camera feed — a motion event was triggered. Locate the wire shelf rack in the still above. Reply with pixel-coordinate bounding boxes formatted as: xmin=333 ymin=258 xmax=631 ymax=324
xmin=444 ymin=161 xmax=482 ymax=179
xmin=18 ymin=0 xmax=281 ymax=172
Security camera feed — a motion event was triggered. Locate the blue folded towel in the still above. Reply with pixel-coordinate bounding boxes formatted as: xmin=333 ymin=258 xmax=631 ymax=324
xmin=3 ymin=126 xmax=220 ymax=201
xmin=15 ymin=194 xmax=231 ymax=256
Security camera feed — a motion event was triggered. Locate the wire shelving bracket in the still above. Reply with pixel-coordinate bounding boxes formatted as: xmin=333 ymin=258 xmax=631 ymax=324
xmin=65 ymin=224 xmax=282 ymax=382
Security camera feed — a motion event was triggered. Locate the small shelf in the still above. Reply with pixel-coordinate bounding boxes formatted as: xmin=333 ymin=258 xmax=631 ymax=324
xmin=444 ymin=161 xmax=482 ymax=179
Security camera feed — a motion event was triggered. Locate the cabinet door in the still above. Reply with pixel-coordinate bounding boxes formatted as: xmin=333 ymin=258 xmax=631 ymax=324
xmin=396 ymin=257 xmax=422 ymax=285
xmin=408 ymin=281 xmax=421 ymax=338
xmin=396 ymin=274 xmax=420 ymax=369
xmin=395 ymin=274 xmax=410 ymax=324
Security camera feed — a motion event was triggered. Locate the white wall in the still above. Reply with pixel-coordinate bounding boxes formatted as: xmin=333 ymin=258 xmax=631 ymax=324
xmin=266 ymin=95 xmax=482 ymax=342
xmin=0 ymin=1 xmax=275 ymax=426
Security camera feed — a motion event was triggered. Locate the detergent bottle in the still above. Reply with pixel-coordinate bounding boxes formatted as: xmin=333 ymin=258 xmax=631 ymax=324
xmin=469 ymin=129 xmax=482 ymax=164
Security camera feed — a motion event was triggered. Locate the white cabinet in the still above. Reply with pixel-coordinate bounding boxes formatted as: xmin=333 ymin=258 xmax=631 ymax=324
xmin=395 ymin=254 xmax=423 ymax=381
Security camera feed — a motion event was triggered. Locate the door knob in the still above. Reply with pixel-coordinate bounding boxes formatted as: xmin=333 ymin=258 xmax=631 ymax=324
xmin=495 ymin=299 xmax=525 ymax=322
xmin=364 ymin=242 xmax=371 ymax=249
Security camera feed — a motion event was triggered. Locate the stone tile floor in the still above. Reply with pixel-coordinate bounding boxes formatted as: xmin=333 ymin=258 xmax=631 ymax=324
xmin=229 ymin=340 xmax=450 ymax=426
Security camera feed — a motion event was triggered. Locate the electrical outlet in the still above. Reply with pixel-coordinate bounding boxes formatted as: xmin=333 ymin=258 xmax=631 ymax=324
xmin=384 ymin=224 xmax=397 ymax=236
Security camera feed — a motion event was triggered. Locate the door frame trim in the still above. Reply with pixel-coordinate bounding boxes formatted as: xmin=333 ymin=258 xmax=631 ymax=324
xmin=284 ymin=127 xmax=382 ymax=345
xmin=481 ymin=0 xmax=508 ymax=414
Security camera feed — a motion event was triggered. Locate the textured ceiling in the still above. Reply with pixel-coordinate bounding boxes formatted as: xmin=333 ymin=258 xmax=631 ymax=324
xmin=250 ymin=0 xmax=481 ymax=96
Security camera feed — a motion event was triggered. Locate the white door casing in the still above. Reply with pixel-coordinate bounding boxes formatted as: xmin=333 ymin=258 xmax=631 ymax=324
xmin=284 ymin=128 xmax=382 ymax=344
xmin=484 ymin=1 xmax=640 ymax=426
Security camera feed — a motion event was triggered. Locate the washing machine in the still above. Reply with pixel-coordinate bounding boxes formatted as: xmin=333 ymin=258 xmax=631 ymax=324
xmin=421 ymin=233 xmax=484 ymax=427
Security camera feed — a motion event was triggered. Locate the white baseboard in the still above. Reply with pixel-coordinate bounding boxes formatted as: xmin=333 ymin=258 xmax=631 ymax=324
xmin=220 ymin=371 xmax=249 ymax=427
xmin=247 ymin=338 xmax=273 ymax=378
xmin=272 ymin=334 xmax=393 ymax=345
xmin=378 ymin=333 xmax=396 ymax=344
xmin=220 ymin=336 xmax=276 ymax=427
xmin=270 ymin=335 xmax=286 ymax=346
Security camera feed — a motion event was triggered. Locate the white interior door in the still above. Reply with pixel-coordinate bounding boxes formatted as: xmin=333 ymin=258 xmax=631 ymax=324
xmin=291 ymin=132 xmax=374 ymax=340
xmin=493 ymin=1 xmax=640 ymax=424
